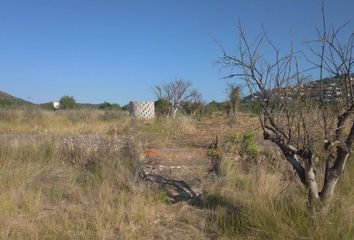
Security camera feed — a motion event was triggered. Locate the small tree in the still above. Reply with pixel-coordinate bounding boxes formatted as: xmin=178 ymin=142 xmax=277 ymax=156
xmin=99 ymin=102 xmax=112 ymax=110
xmin=154 ymin=79 xmax=199 ymax=118
xmin=154 ymin=98 xmax=172 ymax=117
xmin=226 ymin=84 xmax=241 ymax=116
xmin=59 ymin=96 xmax=76 ymax=109
xmin=220 ymin=7 xmax=353 ymax=207
xmin=182 ymin=90 xmax=203 ymax=116
xmin=99 ymin=102 xmax=121 ymax=111
xmin=205 ymin=100 xmax=229 ymax=115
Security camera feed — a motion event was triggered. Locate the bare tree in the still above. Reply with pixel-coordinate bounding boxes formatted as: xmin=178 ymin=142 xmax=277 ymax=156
xmin=219 ymin=8 xmax=353 ymax=206
xmin=154 ymin=79 xmax=199 ymax=118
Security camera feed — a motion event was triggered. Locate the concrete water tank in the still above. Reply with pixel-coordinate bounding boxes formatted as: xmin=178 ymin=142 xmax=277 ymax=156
xmin=129 ymin=101 xmax=155 ymax=120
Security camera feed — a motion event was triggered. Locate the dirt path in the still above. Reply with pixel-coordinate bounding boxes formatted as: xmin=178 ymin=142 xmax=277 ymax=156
xmin=141 ymin=147 xmax=213 ymax=205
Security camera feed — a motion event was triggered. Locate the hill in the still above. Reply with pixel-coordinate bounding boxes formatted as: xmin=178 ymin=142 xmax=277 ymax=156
xmin=0 ymin=91 xmax=113 ymax=110
xmin=245 ymin=75 xmax=354 ymax=102
xmin=0 ymin=90 xmax=33 ymax=107
xmin=39 ymin=102 xmax=98 ymax=109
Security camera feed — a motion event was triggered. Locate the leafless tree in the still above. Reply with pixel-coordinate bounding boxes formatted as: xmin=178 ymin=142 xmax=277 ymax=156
xmin=154 ymin=79 xmax=199 ymax=118
xmin=220 ymin=7 xmax=353 ymax=206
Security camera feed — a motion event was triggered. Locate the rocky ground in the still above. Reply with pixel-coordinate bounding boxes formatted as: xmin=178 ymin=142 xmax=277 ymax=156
xmin=141 ymin=147 xmax=214 ymax=205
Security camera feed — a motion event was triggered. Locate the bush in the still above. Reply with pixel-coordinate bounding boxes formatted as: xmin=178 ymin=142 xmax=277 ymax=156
xmin=239 ymin=132 xmax=258 ymax=157
xmin=155 ymin=98 xmax=171 ymax=116
xmin=99 ymin=102 xmax=121 ymax=111
xmin=224 ymin=131 xmax=258 ymax=157
xmin=0 ymin=99 xmax=12 ymax=107
xmin=239 ymin=101 xmax=262 ymax=116
xmin=59 ymin=96 xmax=76 ymax=109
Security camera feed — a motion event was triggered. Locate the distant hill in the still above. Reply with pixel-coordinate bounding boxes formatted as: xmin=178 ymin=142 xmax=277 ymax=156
xmin=39 ymin=101 xmax=100 ymax=110
xmin=0 ymin=90 xmax=124 ymax=110
xmin=0 ymin=91 xmax=33 ymax=107
xmin=245 ymin=75 xmax=354 ymax=102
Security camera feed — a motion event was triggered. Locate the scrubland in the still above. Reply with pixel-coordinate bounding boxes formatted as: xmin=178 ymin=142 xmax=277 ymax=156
xmin=0 ymin=108 xmax=353 ymax=239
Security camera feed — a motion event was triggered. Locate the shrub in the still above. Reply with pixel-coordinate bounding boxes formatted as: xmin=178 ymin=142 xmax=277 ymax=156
xmin=238 ymin=132 xmax=258 ymax=157
xmin=154 ymin=98 xmax=171 ymax=116
xmin=98 ymin=102 xmax=122 ymax=111
xmin=0 ymin=98 xmax=12 ymax=107
xmin=59 ymin=96 xmax=76 ymax=109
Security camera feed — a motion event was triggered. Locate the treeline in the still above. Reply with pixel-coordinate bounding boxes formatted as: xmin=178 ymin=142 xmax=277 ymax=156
xmin=0 ymin=88 xmax=260 ymax=116
xmin=154 ymin=99 xmax=259 ymax=117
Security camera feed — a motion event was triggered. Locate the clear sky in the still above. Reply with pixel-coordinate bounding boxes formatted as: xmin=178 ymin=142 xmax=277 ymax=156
xmin=1 ymin=0 xmax=353 ymax=105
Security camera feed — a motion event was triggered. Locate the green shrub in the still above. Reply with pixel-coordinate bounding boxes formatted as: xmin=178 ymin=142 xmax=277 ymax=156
xmin=0 ymin=98 xmax=12 ymax=107
xmin=154 ymin=98 xmax=171 ymax=116
xmin=98 ymin=102 xmax=121 ymax=111
xmin=59 ymin=96 xmax=76 ymax=109
xmin=239 ymin=132 xmax=258 ymax=157
xmin=225 ymin=131 xmax=258 ymax=157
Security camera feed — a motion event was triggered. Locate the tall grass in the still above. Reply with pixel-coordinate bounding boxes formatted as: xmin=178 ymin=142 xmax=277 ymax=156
xmin=0 ymin=138 xmax=168 ymax=239
xmin=0 ymin=109 xmax=130 ymax=135
xmin=132 ymin=116 xmax=197 ymax=146
xmin=205 ymin=149 xmax=354 ymax=239
xmin=0 ymin=109 xmax=352 ymax=239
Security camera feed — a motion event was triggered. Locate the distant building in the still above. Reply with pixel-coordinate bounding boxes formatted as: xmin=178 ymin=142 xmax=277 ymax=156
xmin=53 ymin=101 xmax=60 ymax=109
xmin=245 ymin=74 xmax=354 ymax=103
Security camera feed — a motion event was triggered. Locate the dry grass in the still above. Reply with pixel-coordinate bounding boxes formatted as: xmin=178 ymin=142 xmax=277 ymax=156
xmin=0 ymin=108 xmax=352 ymax=239
xmin=0 ymin=137 xmax=209 ymax=239
xmin=0 ymin=109 xmax=130 ymax=135
xmin=203 ymin=145 xmax=354 ymax=240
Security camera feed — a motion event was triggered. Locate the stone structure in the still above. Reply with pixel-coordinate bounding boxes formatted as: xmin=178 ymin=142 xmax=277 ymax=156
xmin=129 ymin=101 xmax=155 ymax=120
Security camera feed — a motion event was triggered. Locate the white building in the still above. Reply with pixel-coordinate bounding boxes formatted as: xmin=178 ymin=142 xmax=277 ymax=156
xmin=53 ymin=101 xmax=60 ymax=109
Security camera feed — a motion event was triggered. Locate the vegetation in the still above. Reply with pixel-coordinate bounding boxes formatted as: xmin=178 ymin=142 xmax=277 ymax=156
xmin=154 ymin=79 xmax=201 ymax=118
xmin=0 ymin=136 xmax=164 ymax=239
xmin=154 ymin=98 xmax=171 ymax=117
xmin=220 ymin=10 xmax=354 ymax=207
xmin=0 ymin=108 xmax=352 ymax=239
xmin=0 ymin=5 xmax=352 ymax=239
xmin=205 ymin=153 xmax=354 ymax=239
xmin=98 ymin=101 xmax=121 ymax=111
xmin=59 ymin=96 xmax=77 ymax=109
xmin=0 ymin=90 xmax=33 ymax=107
xmin=226 ymin=84 xmax=241 ymax=116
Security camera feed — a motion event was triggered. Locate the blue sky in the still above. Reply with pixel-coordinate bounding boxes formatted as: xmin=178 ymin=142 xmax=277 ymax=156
xmin=0 ymin=0 xmax=353 ymax=105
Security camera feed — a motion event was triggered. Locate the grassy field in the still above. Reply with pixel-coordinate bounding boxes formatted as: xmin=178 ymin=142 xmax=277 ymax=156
xmin=0 ymin=108 xmax=353 ymax=239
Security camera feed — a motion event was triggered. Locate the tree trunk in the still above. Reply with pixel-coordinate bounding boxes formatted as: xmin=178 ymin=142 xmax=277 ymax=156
xmin=304 ymin=161 xmax=320 ymax=202
xmin=172 ymin=108 xmax=178 ymax=118
xmin=320 ymin=176 xmax=339 ymax=201
xmin=320 ymin=151 xmax=350 ymax=201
